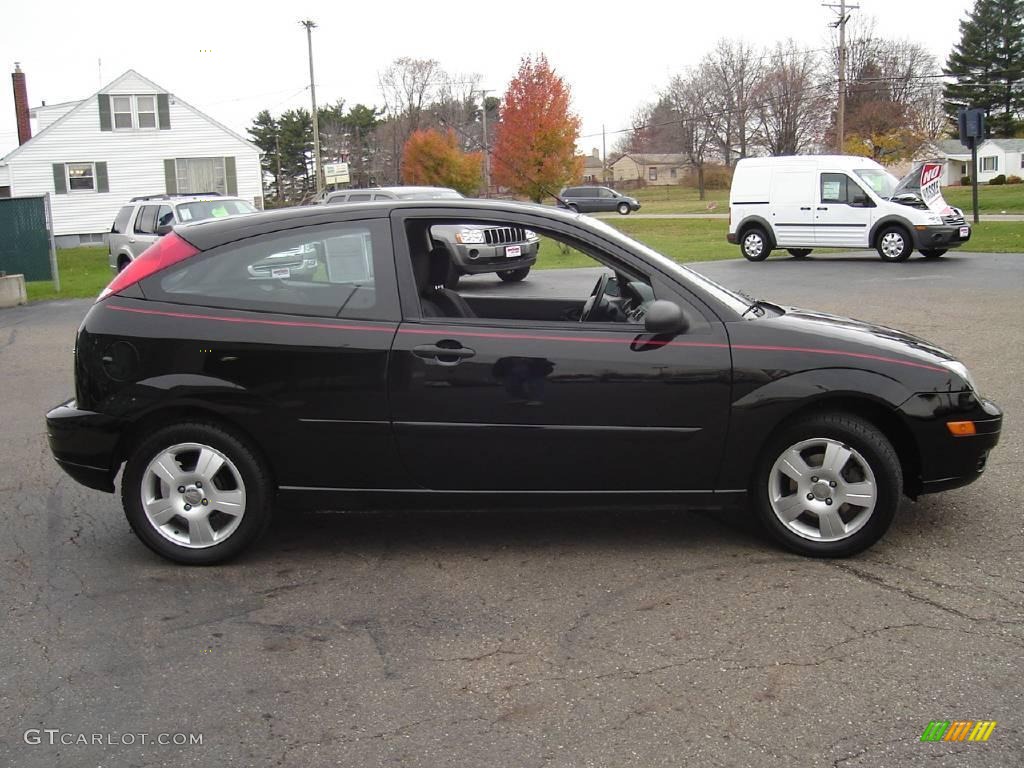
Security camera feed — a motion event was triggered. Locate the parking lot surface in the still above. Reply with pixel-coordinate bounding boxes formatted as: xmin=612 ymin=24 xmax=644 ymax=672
xmin=1 ymin=251 xmax=1021 ymax=767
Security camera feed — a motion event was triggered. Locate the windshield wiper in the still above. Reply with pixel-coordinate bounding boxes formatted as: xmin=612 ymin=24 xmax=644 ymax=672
xmin=737 ymin=290 xmax=764 ymax=318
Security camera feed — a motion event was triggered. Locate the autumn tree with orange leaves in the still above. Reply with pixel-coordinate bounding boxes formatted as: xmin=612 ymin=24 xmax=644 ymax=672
xmin=402 ymin=129 xmax=483 ymax=195
xmin=492 ymin=54 xmax=583 ymax=202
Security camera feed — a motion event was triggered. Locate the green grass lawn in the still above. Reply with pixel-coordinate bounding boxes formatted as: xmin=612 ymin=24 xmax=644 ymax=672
xmin=941 ymin=184 xmax=1024 ymax=214
xmin=25 ymin=247 xmax=111 ymax=302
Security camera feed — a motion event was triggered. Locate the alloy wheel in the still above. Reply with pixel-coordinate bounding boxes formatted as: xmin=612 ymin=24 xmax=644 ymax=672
xmin=767 ymin=437 xmax=877 ymax=542
xmin=140 ymin=442 xmax=246 ymax=548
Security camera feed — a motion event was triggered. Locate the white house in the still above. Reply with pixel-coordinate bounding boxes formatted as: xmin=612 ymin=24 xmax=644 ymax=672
xmin=1 ymin=68 xmax=263 ymax=247
xmin=931 ymin=138 xmax=1024 ymax=186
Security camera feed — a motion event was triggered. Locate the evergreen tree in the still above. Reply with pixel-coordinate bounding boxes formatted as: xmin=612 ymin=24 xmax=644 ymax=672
xmin=944 ymin=0 xmax=1024 ymax=137
xmin=247 ymin=110 xmax=281 ymax=200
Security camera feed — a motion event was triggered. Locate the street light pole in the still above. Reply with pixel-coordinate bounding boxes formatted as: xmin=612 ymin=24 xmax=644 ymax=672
xmin=300 ymin=19 xmax=323 ymax=196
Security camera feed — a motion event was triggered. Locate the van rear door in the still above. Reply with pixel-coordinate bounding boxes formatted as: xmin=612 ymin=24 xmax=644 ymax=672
xmin=769 ymin=170 xmax=816 ymax=247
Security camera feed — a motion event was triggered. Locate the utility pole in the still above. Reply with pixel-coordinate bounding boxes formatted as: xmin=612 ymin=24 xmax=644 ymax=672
xmin=275 ymin=133 xmax=283 ymax=202
xmin=602 ymin=124 xmax=607 ymax=182
xmin=300 ymin=19 xmax=323 ymax=196
xmin=478 ymin=89 xmax=492 ymax=196
xmin=823 ymin=0 xmax=858 ymax=153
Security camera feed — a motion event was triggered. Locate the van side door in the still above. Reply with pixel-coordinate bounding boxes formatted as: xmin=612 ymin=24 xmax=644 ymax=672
xmin=815 ymin=173 xmax=874 ymax=248
xmin=768 ymin=170 xmax=816 ymax=247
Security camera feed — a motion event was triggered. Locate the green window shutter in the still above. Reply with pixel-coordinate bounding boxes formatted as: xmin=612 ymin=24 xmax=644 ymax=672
xmin=95 ymin=162 xmax=109 ymax=193
xmin=98 ymin=94 xmax=112 ymax=131
xmin=157 ymin=94 xmax=171 ymax=130
xmin=224 ymin=156 xmax=237 ymax=195
xmin=164 ymin=159 xmax=177 ymax=194
xmin=53 ymin=164 xmax=67 ymax=194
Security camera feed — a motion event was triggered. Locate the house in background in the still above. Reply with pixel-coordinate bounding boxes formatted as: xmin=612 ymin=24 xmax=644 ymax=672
xmin=609 ymin=153 xmax=688 ymax=186
xmin=930 ymin=138 xmax=1024 ymax=186
xmin=1 ymin=66 xmax=262 ymax=247
xmin=581 ymin=148 xmax=604 ymax=183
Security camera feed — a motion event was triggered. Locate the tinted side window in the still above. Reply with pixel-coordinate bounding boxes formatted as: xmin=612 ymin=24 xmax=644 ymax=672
xmin=142 ymin=220 xmax=398 ymax=321
xmin=156 ymin=205 xmax=175 ymax=228
xmin=348 ymin=193 xmax=372 ymax=202
xmin=598 ymin=188 xmax=615 ymax=199
xmin=112 ymin=206 xmax=134 ymax=234
xmin=134 ymin=206 xmax=158 ymax=235
xmin=820 ymin=173 xmax=848 ymax=204
xmin=562 ymin=188 xmax=580 ymax=197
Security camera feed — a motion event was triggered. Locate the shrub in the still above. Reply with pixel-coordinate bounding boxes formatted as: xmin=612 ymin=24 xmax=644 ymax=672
xmin=960 ymin=175 xmax=972 ymax=186
xmin=988 ymin=174 xmax=1007 ymax=185
xmin=1006 ymin=174 xmax=1022 ymax=185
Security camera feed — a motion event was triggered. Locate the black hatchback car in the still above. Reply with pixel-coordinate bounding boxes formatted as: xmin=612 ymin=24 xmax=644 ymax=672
xmin=47 ymin=200 xmax=1001 ymax=564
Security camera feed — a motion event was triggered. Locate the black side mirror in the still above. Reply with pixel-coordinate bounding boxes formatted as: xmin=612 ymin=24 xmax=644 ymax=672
xmin=155 ymin=224 xmax=173 ymax=236
xmin=644 ymin=300 xmax=689 ymax=335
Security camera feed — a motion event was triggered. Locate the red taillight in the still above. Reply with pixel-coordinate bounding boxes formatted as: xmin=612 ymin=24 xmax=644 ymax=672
xmin=98 ymin=233 xmax=199 ymax=301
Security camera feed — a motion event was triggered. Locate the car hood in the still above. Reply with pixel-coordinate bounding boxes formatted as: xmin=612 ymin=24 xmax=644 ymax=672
xmin=769 ymin=305 xmax=959 ymax=369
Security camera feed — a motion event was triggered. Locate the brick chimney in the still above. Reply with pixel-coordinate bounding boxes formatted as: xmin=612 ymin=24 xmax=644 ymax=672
xmin=12 ymin=62 xmax=31 ymax=145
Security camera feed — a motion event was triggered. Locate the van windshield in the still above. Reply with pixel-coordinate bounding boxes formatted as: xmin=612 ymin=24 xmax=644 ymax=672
xmin=854 ymin=169 xmax=898 ymax=199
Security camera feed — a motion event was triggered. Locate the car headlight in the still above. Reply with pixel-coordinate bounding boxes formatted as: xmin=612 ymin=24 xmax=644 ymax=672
xmin=455 ymin=229 xmax=485 ymax=244
xmin=524 ymin=229 xmax=539 ymax=241
xmin=925 ymin=214 xmax=942 ymax=224
xmin=941 ymin=360 xmax=979 ymax=395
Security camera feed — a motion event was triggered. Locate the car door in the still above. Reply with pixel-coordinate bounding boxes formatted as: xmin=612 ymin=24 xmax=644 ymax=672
xmin=386 ymin=208 xmax=733 ymax=492
xmin=129 ymin=205 xmax=160 ymax=258
xmin=768 ymin=169 xmax=817 ymax=247
xmin=815 ymin=172 xmax=873 ymax=248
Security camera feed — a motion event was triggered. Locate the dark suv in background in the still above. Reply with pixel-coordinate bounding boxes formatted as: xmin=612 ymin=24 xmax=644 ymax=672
xmin=559 ymin=186 xmax=641 ymax=215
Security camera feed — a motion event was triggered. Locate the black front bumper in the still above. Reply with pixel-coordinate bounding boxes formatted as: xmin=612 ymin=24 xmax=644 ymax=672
xmin=900 ymin=393 xmax=1001 ymax=495
xmin=46 ymin=400 xmax=123 ymax=492
xmin=451 ymin=241 xmax=540 ymax=275
xmin=912 ymin=224 xmax=971 ymax=250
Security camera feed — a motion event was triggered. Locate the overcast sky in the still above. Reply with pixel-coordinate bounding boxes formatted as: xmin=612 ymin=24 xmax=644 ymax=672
xmin=1 ymin=0 xmax=973 ymax=158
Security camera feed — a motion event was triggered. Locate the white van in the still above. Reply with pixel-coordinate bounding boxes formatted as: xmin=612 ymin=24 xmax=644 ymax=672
xmin=727 ymin=155 xmax=971 ymax=262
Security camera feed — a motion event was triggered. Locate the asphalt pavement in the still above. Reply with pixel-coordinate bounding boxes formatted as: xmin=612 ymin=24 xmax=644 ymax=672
xmin=1 ymin=251 xmax=1022 ymax=767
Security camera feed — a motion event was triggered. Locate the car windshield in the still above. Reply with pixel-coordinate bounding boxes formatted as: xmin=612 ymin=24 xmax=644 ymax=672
xmin=854 ymin=169 xmax=898 ymax=199
xmin=176 ymin=199 xmax=256 ymax=222
xmin=584 ymin=218 xmax=753 ymax=315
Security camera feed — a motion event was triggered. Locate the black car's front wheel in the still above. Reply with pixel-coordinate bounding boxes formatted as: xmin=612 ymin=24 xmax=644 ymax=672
xmin=122 ymin=422 xmax=272 ymax=564
xmin=752 ymin=412 xmax=901 ymax=557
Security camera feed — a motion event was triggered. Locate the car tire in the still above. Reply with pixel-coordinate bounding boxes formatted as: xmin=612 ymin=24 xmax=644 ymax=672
xmin=876 ymin=226 xmax=913 ymax=262
xmin=121 ymin=422 xmax=273 ymax=565
xmin=741 ymin=226 xmax=771 ymax=261
xmin=752 ymin=412 xmax=902 ymax=558
xmin=617 ymin=202 xmax=631 ymax=215
xmin=498 ymin=267 xmax=530 ymax=282
xmin=787 ymin=248 xmax=812 ymax=258
xmin=117 ymin=256 xmax=131 ymax=272
xmin=920 ymin=249 xmax=947 ymax=258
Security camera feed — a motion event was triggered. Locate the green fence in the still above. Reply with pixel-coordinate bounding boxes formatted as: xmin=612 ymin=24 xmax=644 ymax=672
xmin=0 ymin=195 xmax=58 ymax=285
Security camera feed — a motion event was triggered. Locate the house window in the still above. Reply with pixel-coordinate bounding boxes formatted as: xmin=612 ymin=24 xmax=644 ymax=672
xmin=112 ymin=96 xmax=133 ymax=129
xmin=980 ymin=156 xmax=998 ymax=172
xmin=0 ymin=186 xmax=10 ymax=198
xmin=67 ymin=162 xmax=95 ymax=192
xmin=175 ymin=158 xmax=226 ymax=195
xmin=649 ymin=167 xmax=658 ymax=181
xmin=670 ymin=168 xmax=677 ymax=179
xmin=136 ymin=95 xmax=157 ymax=129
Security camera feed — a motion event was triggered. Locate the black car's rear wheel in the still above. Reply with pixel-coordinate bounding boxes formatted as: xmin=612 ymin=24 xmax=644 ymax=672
xmin=752 ymin=412 xmax=901 ymax=557
xmin=498 ymin=267 xmax=530 ymax=282
xmin=122 ymin=422 xmax=272 ymax=564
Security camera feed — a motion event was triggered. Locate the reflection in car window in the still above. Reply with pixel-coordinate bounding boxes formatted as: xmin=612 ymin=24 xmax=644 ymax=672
xmin=176 ymin=199 xmax=255 ymax=222
xmin=145 ymin=221 xmax=392 ymax=319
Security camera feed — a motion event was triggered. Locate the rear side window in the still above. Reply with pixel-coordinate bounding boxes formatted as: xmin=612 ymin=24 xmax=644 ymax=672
xmin=111 ymin=206 xmax=134 ymax=234
xmin=142 ymin=219 xmax=398 ymax=321
xmin=156 ymin=205 xmax=174 ymax=228
xmin=134 ymin=205 xmax=158 ymax=234
xmin=348 ymin=193 xmax=372 ymax=202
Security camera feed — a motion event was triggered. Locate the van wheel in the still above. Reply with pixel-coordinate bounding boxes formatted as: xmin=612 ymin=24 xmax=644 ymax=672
xmin=752 ymin=412 xmax=901 ymax=557
xmin=876 ymin=227 xmax=912 ymax=262
xmin=617 ymin=202 xmax=631 ymax=215
xmin=787 ymin=249 xmax=812 ymax=258
xmin=121 ymin=422 xmax=273 ymax=565
xmin=741 ymin=227 xmax=771 ymax=261
xmin=920 ymin=249 xmax=947 ymax=258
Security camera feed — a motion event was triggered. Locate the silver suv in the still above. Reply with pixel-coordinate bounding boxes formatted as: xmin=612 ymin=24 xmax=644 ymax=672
xmin=109 ymin=194 xmax=256 ymax=272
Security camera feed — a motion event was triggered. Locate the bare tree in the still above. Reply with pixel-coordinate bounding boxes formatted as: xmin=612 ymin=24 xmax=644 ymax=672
xmin=666 ymin=71 xmax=716 ymax=199
xmin=699 ymin=39 xmax=765 ymax=165
xmin=378 ymin=57 xmax=441 ymax=180
xmin=754 ymin=42 xmax=828 ymax=155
